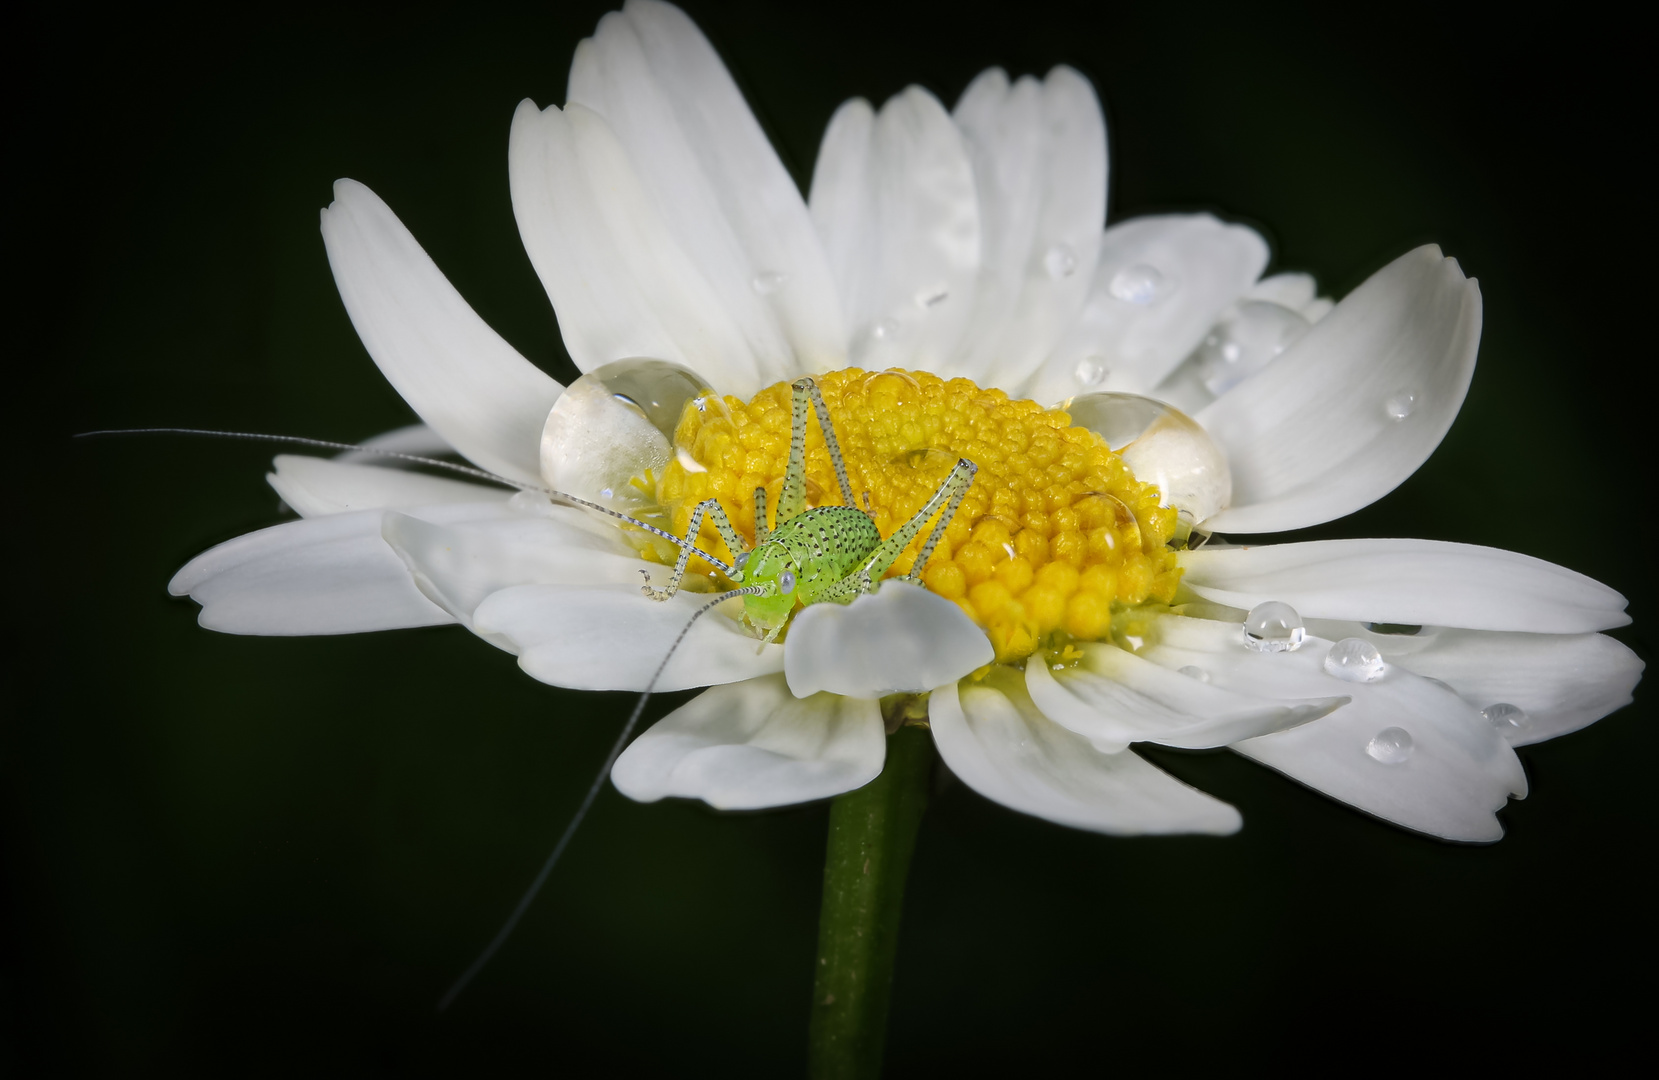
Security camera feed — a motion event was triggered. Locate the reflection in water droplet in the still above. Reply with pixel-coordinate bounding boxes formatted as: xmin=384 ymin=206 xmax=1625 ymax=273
xmin=751 ymin=270 xmax=787 ymax=294
xmin=1073 ymin=356 xmax=1106 ymax=387
xmin=1366 ymin=727 xmax=1415 ymax=764
xmin=871 ymin=319 xmax=899 ymax=340
xmin=1044 ymin=244 xmax=1077 ymax=279
xmin=1109 ymin=263 xmax=1164 ymax=304
xmin=1243 ymin=601 xmax=1305 ymax=653
xmin=1482 ymin=702 xmax=1531 ymax=733
xmin=1178 ymin=665 xmax=1210 ymax=683
xmin=1323 ymin=638 xmax=1386 ymax=682
xmin=1385 ymin=391 xmax=1418 ymax=420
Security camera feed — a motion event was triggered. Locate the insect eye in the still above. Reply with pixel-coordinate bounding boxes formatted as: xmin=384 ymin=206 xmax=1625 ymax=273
xmin=778 ymin=570 xmax=796 ymax=595
xmin=733 ymin=552 xmax=750 ymax=572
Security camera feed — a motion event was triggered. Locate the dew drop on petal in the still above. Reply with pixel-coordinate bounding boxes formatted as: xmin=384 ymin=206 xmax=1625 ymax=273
xmin=1063 ymin=391 xmax=1232 ymax=524
xmin=1073 ymin=355 xmax=1107 ymax=387
xmin=1243 ymin=601 xmax=1305 ymax=653
xmin=1366 ymin=727 xmax=1415 ymax=764
xmin=1178 ymin=665 xmax=1210 ymax=683
xmin=751 ymin=270 xmax=787 ymax=295
xmin=1109 ymin=263 xmax=1164 ymax=304
xmin=1482 ymin=702 xmax=1531 ymax=733
xmin=1323 ymin=637 xmax=1386 ymax=682
xmin=1044 ymin=244 xmax=1077 ymax=279
xmin=1385 ymin=390 xmax=1418 ymax=420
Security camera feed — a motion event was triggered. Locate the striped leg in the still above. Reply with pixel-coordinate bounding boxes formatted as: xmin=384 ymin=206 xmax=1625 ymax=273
xmin=642 ymin=498 xmax=750 ymax=600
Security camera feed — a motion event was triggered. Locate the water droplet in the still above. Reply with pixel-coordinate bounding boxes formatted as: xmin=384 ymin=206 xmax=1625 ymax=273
xmin=1178 ymin=665 xmax=1210 ymax=683
xmin=1109 ymin=263 xmax=1164 ymax=304
xmin=1385 ymin=390 xmax=1417 ymax=420
xmin=1366 ymin=727 xmax=1415 ymax=764
xmin=870 ymin=319 xmax=900 ymax=341
xmin=1482 ymin=702 xmax=1531 ymax=733
xmin=1323 ymin=637 xmax=1386 ymax=682
xmin=1195 ymin=301 xmax=1311 ymax=396
xmin=1063 ymin=392 xmax=1232 ymax=524
xmin=1243 ymin=601 xmax=1305 ymax=653
xmin=914 ymin=284 xmax=949 ymax=308
xmin=750 ymin=270 xmax=787 ymax=295
xmin=1044 ymin=244 xmax=1077 ymax=279
xmin=1073 ymin=355 xmax=1107 ymax=387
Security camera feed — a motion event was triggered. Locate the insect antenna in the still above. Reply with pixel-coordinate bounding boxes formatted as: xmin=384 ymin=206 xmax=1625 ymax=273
xmin=436 ymin=583 xmax=770 ymax=1012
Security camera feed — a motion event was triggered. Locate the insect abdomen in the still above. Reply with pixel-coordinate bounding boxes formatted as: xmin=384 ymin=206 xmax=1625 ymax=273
xmin=771 ymin=506 xmax=882 ymax=604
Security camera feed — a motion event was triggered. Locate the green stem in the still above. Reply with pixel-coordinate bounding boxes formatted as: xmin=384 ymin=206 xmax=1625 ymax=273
xmin=808 ymin=723 xmax=934 ymax=1079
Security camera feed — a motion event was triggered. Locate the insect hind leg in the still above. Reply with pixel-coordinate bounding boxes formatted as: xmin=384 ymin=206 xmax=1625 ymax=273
xmin=777 ymin=377 xmax=857 ymax=525
xmin=867 ymin=458 xmax=977 ymax=585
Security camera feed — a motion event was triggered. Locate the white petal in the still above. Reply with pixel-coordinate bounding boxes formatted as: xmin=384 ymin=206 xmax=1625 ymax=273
xmin=809 ymin=87 xmax=980 ymax=371
xmin=930 ymin=674 xmax=1241 ymax=836
xmin=1143 ymin=615 xmax=1525 ymax=841
xmin=1027 ymin=213 xmax=1268 ymax=405
xmin=267 ymin=456 xmax=512 ymax=517
xmin=1025 ymin=641 xmax=1345 ymax=752
xmin=1179 ymin=539 xmax=1630 ymax=634
xmin=949 ymin=66 xmax=1106 ymax=389
xmin=319 ymin=180 xmax=561 ymax=487
xmin=472 ymin=584 xmax=782 ymax=692
xmin=1304 ymin=621 xmax=1644 ymax=748
xmin=611 ymin=675 xmax=884 ymax=809
xmin=331 ymin=423 xmax=453 ymax=465
xmin=1198 ymin=246 xmax=1480 ymax=534
xmin=568 ymin=1 xmax=846 ymax=379
xmin=168 ymin=505 xmax=516 ymax=635
xmin=1245 ymin=272 xmax=1317 ymax=310
xmin=784 ymin=583 xmax=993 ymax=698
xmin=381 ymin=509 xmax=649 ymax=631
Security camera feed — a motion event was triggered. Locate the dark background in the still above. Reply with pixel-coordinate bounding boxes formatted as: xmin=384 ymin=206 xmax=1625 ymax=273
xmin=6 ymin=1 xmax=1651 ymax=1073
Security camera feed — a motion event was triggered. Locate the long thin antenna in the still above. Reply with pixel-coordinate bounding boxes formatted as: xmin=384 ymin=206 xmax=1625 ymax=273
xmin=436 ymin=584 xmax=768 ymax=1012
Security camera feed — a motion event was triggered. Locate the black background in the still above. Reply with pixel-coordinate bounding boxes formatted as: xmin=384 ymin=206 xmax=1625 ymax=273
xmin=6 ymin=0 xmax=1652 ymax=1073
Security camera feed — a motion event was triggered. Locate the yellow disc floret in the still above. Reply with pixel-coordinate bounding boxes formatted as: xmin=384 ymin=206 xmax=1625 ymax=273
xmin=651 ymin=368 xmax=1181 ymax=663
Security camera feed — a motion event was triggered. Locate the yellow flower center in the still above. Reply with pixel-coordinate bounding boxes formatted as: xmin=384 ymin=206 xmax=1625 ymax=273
xmin=648 ymin=368 xmax=1181 ymax=663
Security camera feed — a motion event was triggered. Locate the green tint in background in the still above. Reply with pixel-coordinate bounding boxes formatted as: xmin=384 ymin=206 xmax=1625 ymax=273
xmin=7 ymin=1 xmax=1651 ymax=1072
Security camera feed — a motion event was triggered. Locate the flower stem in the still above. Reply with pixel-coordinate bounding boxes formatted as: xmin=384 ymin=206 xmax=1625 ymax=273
xmin=808 ymin=723 xmax=933 ymax=1079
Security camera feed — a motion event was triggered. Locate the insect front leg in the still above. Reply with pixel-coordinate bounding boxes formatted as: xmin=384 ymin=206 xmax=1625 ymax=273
xmin=642 ymin=498 xmax=750 ymax=600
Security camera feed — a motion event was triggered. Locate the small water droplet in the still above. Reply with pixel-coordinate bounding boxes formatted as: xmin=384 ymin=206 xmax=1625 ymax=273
xmin=870 ymin=319 xmax=899 ymax=341
xmin=1385 ymin=390 xmax=1418 ymax=420
xmin=1243 ymin=601 xmax=1305 ymax=653
xmin=1366 ymin=727 xmax=1415 ymax=764
xmin=1073 ymin=355 xmax=1107 ymax=386
xmin=915 ymin=284 xmax=949 ymax=308
xmin=1109 ymin=263 xmax=1164 ymax=304
xmin=1178 ymin=665 xmax=1210 ymax=683
xmin=750 ymin=270 xmax=787 ymax=295
xmin=1482 ymin=702 xmax=1531 ymax=733
xmin=599 ymin=487 xmax=614 ymax=499
xmin=1044 ymin=244 xmax=1077 ymax=279
xmin=1323 ymin=637 xmax=1386 ymax=682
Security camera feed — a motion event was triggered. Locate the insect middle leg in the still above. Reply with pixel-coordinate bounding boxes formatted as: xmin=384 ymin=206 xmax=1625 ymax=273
xmin=812 ymin=459 xmax=977 ymax=603
xmin=642 ymin=498 xmax=750 ymax=600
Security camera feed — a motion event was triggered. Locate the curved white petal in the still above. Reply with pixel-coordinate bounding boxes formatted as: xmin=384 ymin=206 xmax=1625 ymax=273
xmin=1179 ymin=539 xmax=1630 ymax=634
xmin=1026 ymin=214 xmax=1268 ymax=405
xmin=1245 ymin=272 xmax=1317 ymax=311
xmin=1304 ymin=621 xmax=1643 ymax=748
xmin=568 ymin=1 xmax=846 ymax=380
xmin=1025 ymin=641 xmax=1345 ymax=753
xmin=808 ymin=87 xmax=980 ymax=371
xmin=381 ymin=509 xmax=649 ymax=631
xmin=784 ymin=583 xmax=993 ymax=698
xmin=319 ymin=180 xmax=561 ymax=486
xmin=949 ymin=66 xmax=1106 ymax=389
xmin=168 ymin=504 xmax=516 ymax=636
xmin=929 ymin=675 xmax=1242 ymax=836
xmin=1143 ymin=615 xmax=1525 ymax=841
xmin=332 ymin=423 xmax=453 ymax=465
xmin=268 ymin=456 xmax=512 ymax=518
xmin=611 ymin=675 xmax=885 ymax=809
xmin=1199 ymin=246 xmax=1480 ymax=534
xmin=472 ymin=584 xmax=782 ymax=692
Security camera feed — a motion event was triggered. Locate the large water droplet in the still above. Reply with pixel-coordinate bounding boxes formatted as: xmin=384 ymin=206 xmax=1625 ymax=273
xmin=1366 ymin=727 xmax=1415 ymax=764
xmin=1109 ymin=263 xmax=1164 ymax=304
xmin=750 ymin=270 xmax=787 ymax=295
xmin=1073 ymin=355 xmax=1107 ymax=387
xmin=1323 ymin=637 xmax=1386 ymax=682
xmin=1062 ymin=392 xmax=1232 ymax=524
xmin=1243 ymin=601 xmax=1306 ymax=653
xmin=1385 ymin=390 xmax=1418 ymax=420
xmin=1044 ymin=244 xmax=1077 ymax=279
xmin=1482 ymin=702 xmax=1531 ymax=734
xmin=1178 ymin=665 xmax=1210 ymax=683
xmin=541 ymin=357 xmax=715 ymax=514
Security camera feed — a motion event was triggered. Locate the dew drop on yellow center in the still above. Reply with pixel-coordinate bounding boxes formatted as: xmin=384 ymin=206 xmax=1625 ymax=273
xmin=649 ymin=368 xmax=1182 ymax=664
